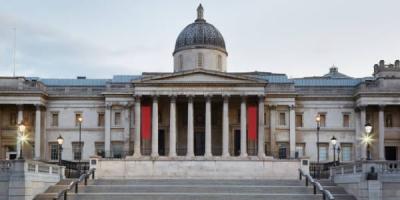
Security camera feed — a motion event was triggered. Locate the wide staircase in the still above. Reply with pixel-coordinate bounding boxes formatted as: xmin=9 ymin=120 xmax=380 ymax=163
xmin=35 ymin=178 xmax=356 ymax=200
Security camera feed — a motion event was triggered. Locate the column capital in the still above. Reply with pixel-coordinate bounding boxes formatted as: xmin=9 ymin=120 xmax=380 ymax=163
xmin=205 ymin=94 xmax=213 ymax=100
xmin=223 ymin=94 xmax=230 ymax=101
xmin=169 ymin=95 xmax=177 ymax=102
xmin=378 ymin=104 xmax=385 ymax=111
xmin=240 ymin=95 xmax=247 ymax=102
xmin=258 ymin=95 xmax=265 ymax=100
xmin=105 ymin=103 xmax=112 ymax=110
xmin=34 ymin=104 xmax=42 ymax=110
xmin=289 ymin=105 xmax=296 ymax=110
xmin=358 ymin=105 xmax=367 ymax=111
xmin=16 ymin=104 xmax=24 ymax=111
xmin=133 ymin=95 xmax=141 ymax=101
xmin=152 ymin=95 xmax=158 ymax=101
xmin=268 ymin=105 xmax=276 ymax=110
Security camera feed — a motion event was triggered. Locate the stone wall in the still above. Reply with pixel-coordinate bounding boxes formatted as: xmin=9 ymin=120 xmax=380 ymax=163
xmin=94 ymin=159 xmax=302 ymax=179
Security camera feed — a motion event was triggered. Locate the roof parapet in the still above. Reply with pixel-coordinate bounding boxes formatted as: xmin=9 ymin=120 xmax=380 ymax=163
xmin=373 ymin=59 xmax=400 ymax=78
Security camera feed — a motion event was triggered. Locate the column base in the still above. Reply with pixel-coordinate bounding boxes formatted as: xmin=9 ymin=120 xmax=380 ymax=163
xmin=204 ymin=153 xmax=213 ymax=158
xmin=169 ymin=153 xmax=177 ymax=157
xmin=133 ymin=153 xmax=142 ymax=158
xmin=240 ymin=153 xmax=248 ymax=157
xmin=222 ymin=153 xmax=230 ymax=158
xmin=151 ymin=153 xmax=159 ymax=158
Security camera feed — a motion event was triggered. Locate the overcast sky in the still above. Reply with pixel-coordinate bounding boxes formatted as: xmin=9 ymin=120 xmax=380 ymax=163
xmin=0 ymin=0 xmax=399 ymax=79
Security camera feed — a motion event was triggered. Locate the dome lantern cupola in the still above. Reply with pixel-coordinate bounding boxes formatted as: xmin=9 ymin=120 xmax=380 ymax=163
xmin=173 ymin=4 xmax=228 ymax=72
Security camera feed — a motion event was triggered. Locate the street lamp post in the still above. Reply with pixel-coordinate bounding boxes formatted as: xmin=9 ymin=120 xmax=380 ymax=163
xmin=337 ymin=146 xmax=341 ymax=164
xmin=364 ymin=122 xmax=372 ymax=160
xmin=57 ymin=135 xmax=64 ymax=166
xmin=78 ymin=116 xmax=83 ymax=175
xmin=331 ymin=136 xmax=337 ymax=166
xmin=18 ymin=123 xmax=26 ymax=160
xmin=315 ymin=115 xmax=321 ymax=178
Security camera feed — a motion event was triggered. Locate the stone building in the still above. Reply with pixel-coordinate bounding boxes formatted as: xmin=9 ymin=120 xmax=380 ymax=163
xmin=0 ymin=5 xmax=399 ymax=164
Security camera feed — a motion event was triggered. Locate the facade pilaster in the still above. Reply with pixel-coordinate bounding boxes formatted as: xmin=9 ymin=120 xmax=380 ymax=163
xmin=205 ymin=95 xmax=212 ymax=157
xmin=169 ymin=95 xmax=177 ymax=157
xmin=240 ymin=95 xmax=247 ymax=157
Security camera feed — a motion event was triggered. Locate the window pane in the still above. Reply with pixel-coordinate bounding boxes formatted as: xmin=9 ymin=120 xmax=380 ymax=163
xmin=72 ymin=142 xmax=83 ymax=160
xmin=98 ymin=113 xmax=105 ymax=127
xmin=114 ymin=112 xmax=121 ymax=126
xmin=343 ymin=114 xmax=350 ymax=127
xmin=319 ymin=114 xmax=326 ymax=127
xmin=342 ymin=146 xmax=352 ymax=161
xmin=296 ymin=114 xmax=303 ymax=127
xmin=279 ymin=113 xmax=286 ymax=126
xmin=295 ymin=144 xmax=305 ymax=158
xmin=50 ymin=143 xmax=58 ymax=160
xmin=95 ymin=142 xmax=105 ymax=158
xmin=319 ymin=145 xmax=328 ymax=161
xmin=52 ymin=113 xmax=59 ymax=127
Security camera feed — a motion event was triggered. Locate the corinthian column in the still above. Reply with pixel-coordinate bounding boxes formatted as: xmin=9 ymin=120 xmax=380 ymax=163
xmin=169 ymin=95 xmax=177 ymax=157
xmin=151 ymin=95 xmax=159 ymax=157
xmin=258 ymin=95 xmax=265 ymax=158
xmin=133 ymin=96 xmax=141 ymax=157
xmin=289 ymin=105 xmax=296 ymax=158
xmin=34 ymin=105 xmax=41 ymax=160
xmin=205 ymin=95 xmax=212 ymax=157
xmin=240 ymin=96 xmax=247 ymax=157
xmin=186 ymin=95 xmax=194 ymax=157
xmin=222 ymin=95 xmax=230 ymax=157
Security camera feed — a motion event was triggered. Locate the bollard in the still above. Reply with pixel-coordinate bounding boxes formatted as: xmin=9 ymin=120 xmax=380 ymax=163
xmin=306 ymin=177 xmax=309 ymax=186
xmin=64 ymin=191 xmax=67 ymax=200
xmin=299 ymin=171 xmax=302 ymax=180
xmin=85 ymin=176 xmax=88 ymax=185
xmin=313 ymin=184 xmax=316 ymax=194
xmin=75 ymin=183 xmax=78 ymax=193
xmin=92 ymin=170 xmax=95 ymax=179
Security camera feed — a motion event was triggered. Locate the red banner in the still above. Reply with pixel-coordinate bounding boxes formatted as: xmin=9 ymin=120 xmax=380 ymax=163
xmin=247 ymin=104 xmax=257 ymax=141
xmin=141 ymin=104 xmax=152 ymax=140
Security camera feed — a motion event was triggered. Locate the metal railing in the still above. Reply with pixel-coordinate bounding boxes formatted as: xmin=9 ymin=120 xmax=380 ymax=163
xmin=53 ymin=168 xmax=95 ymax=200
xmin=331 ymin=160 xmax=400 ymax=176
xmin=299 ymin=168 xmax=335 ymax=200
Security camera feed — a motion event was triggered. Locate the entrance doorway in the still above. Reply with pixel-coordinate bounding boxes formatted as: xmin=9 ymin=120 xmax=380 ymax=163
xmin=234 ymin=129 xmax=241 ymax=156
xmin=385 ymin=146 xmax=397 ymax=160
xmin=158 ymin=130 xmax=165 ymax=156
xmin=194 ymin=132 xmax=205 ymax=156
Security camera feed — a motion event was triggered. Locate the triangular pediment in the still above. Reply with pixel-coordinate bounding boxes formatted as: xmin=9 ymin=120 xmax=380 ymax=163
xmin=134 ymin=69 xmax=265 ymax=85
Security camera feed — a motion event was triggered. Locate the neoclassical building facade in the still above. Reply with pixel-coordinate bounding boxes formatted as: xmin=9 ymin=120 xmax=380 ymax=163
xmin=0 ymin=5 xmax=399 ymax=163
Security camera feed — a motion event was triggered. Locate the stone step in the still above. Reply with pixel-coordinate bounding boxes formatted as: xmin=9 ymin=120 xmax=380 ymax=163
xmin=93 ymin=179 xmax=303 ymax=186
xmin=67 ymin=193 xmax=325 ymax=200
xmin=82 ymin=185 xmax=311 ymax=194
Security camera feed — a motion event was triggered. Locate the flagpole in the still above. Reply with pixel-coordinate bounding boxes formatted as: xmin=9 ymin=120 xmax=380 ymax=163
xmin=13 ymin=28 xmax=17 ymax=77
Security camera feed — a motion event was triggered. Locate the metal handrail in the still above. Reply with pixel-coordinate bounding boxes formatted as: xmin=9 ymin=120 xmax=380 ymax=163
xmin=299 ymin=168 xmax=335 ymax=200
xmin=53 ymin=168 xmax=95 ymax=200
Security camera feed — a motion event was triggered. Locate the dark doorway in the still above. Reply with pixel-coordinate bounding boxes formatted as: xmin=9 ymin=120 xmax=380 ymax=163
xmin=279 ymin=144 xmax=287 ymax=159
xmin=234 ymin=129 xmax=241 ymax=156
xmin=194 ymin=132 xmax=205 ymax=156
xmin=158 ymin=130 xmax=165 ymax=156
xmin=385 ymin=146 xmax=397 ymax=160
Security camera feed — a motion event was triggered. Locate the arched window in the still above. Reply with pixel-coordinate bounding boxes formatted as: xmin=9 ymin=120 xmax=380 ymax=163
xmin=197 ymin=53 xmax=203 ymax=68
xmin=217 ymin=55 xmax=222 ymax=70
xmin=179 ymin=55 xmax=183 ymax=70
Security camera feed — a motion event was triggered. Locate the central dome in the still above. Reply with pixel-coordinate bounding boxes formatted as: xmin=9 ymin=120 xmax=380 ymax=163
xmin=173 ymin=4 xmax=228 ymax=73
xmin=173 ymin=5 xmax=227 ymax=55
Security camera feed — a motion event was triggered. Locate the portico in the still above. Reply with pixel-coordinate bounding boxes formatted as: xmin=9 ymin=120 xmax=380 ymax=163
xmin=129 ymin=69 xmax=267 ymax=159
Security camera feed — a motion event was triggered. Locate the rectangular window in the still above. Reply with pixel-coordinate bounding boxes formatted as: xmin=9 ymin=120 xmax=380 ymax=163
xmin=343 ymin=114 xmax=350 ymax=127
xmin=95 ymin=142 xmax=105 ymax=158
xmin=111 ymin=142 xmax=124 ymax=158
xmin=98 ymin=113 xmax=105 ymax=127
xmin=51 ymin=113 xmax=59 ymax=127
xmin=114 ymin=112 xmax=121 ymax=126
xmin=75 ymin=113 xmax=82 ymax=127
xmin=341 ymin=144 xmax=352 ymax=161
xmin=295 ymin=143 xmax=305 ymax=158
xmin=49 ymin=143 xmax=59 ymax=161
xmin=279 ymin=112 xmax=286 ymax=126
xmin=9 ymin=112 xmax=17 ymax=126
xmin=319 ymin=144 xmax=328 ymax=161
xmin=319 ymin=113 xmax=326 ymax=127
xmin=72 ymin=142 xmax=83 ymax=160
xmin=197 ymin=53 xmax=203 ymax=67
xmin=385 ymin=114 xmax=393 ymax=127
xmin=296 ymin=114 xmax=303 ymax=127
